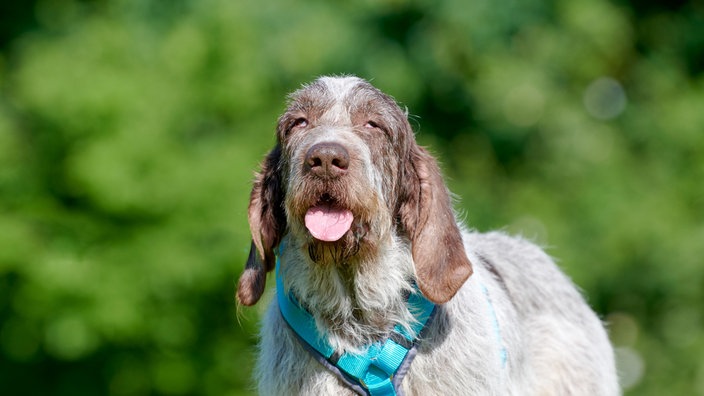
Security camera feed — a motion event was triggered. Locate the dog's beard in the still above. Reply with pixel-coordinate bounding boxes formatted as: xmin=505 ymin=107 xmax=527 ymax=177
xmin=307 ymin=241 xmax=353 ymax=265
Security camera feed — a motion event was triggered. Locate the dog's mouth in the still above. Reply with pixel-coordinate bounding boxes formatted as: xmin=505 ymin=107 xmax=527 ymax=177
xmin=304 ymin=194 xmax=354 ymax=242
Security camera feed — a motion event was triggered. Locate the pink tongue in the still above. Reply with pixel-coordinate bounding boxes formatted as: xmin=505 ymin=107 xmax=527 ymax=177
xmin=304 ymin=205 xmax=354 ymax=242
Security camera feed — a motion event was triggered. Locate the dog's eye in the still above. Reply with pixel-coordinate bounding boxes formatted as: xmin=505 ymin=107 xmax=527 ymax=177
xmin=364 ymin=121 xmax=379 ymax=129
xmin=293 ymin=118 xmax=309 ymax=129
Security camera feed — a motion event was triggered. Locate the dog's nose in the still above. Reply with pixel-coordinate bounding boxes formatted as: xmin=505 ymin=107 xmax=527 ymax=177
xmin=305 ymin=142 xmax=350 ymax=179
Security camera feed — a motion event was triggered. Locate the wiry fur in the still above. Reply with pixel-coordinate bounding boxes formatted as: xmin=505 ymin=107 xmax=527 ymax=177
xmin=237 ymin=76 xmax=620 ymax=395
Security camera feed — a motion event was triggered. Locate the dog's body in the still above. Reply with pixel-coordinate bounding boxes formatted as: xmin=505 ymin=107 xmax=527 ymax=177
xmin=237 ymin=76 xmax=619 ymax=395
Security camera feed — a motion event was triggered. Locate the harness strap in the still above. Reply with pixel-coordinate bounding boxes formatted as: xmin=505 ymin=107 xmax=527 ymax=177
xmin=481 ymin=283 xmax=508 ymax=368
xmin=276 ymin=254 xmax=435 ymax=396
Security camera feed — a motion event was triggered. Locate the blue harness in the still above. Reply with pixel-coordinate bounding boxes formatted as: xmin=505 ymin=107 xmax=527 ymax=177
xmin=275 ymin=248 xmax=508 ymax=395
xmin=276 ymin=255 xmax=435 ymax=396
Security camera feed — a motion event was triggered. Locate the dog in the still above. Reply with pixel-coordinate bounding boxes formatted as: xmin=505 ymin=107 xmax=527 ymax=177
xmin=236 ymin=76 xmax=619 ymax=395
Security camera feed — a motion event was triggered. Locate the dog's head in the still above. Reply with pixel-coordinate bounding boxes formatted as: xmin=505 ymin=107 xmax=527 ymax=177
xmin=236 ymin=76 xmax=472 ymax=306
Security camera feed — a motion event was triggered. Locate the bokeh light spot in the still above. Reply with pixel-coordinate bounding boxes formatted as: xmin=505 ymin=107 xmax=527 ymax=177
xmin=615 ymin=346 xmax=645 ymax=390
xmin=583 ymin=77 xmax=627 ymax=120
xmin=44 ymin=316 xmax=99 ymax=360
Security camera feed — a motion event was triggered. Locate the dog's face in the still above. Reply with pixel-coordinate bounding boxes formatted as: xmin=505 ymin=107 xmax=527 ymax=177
xmin=278 ymin=77 xmax=412 ymax=265
xmin=237 ymin=76 xmax=472 ymax=306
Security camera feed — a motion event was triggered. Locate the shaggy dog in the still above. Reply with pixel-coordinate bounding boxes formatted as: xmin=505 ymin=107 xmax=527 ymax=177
xmin=236 ymin=76 xmax=619 ymax=395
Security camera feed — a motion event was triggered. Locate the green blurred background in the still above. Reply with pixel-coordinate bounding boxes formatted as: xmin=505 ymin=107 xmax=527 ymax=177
xmin=0 ymin=0 xmax=702 ymax=394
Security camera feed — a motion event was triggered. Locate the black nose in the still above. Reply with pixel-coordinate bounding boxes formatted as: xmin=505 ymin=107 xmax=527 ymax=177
xmin=305 ymin=142 xmax=350 ymax=179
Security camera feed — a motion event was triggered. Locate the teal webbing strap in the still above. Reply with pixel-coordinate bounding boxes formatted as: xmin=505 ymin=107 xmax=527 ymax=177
xmin=276 ymin=261 xmax=335 ymax=359
xmin=480 ymin=284 xmax=508 ymax=368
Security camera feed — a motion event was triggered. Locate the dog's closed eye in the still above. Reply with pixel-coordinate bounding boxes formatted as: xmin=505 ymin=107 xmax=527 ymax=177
xmin=293 ymin=117 xmax=308 ymax=128
xmin=364 ymin=120 xmax=380 ymax=129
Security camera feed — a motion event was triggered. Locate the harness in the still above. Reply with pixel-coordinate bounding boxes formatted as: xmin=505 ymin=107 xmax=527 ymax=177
xmin=275 ymin=255 xmax=435 ymax=396
xmin=275 ymin=248 xmax=507 ymax=395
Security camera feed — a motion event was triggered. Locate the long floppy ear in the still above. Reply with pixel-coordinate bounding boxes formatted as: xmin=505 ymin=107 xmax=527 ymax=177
xmin=399 ymin=144 xmax=473 ymax=304
xmin=236 ymin=145 xmax=286 ymax=306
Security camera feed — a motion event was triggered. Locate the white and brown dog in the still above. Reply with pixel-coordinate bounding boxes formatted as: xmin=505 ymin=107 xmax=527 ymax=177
xmin=237 ymin=76 xmax=619 ymax=395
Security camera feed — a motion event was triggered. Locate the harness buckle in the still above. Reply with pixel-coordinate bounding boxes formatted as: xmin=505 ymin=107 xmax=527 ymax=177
xmin=359 ymin=374 xmax=396 ymax=396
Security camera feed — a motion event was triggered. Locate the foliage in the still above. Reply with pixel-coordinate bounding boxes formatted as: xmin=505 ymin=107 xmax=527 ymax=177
xmin=0 ymin=0 xmax=702 ymax=394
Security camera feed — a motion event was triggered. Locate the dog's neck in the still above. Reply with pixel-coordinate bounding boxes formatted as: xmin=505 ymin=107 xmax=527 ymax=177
xmin=278 ymin=235 xmax=417 ymax=353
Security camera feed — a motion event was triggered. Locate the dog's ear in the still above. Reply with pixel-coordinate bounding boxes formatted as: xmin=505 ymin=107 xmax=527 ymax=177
xmin=399 ymin=144 xmax=473 ymax=304
xmin=237 ymin=145 xmax=286 ymax=306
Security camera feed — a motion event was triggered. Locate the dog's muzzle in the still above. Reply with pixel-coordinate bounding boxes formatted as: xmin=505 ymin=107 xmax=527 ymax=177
xmin=303 ymin=141 xmax=354 ymax=242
